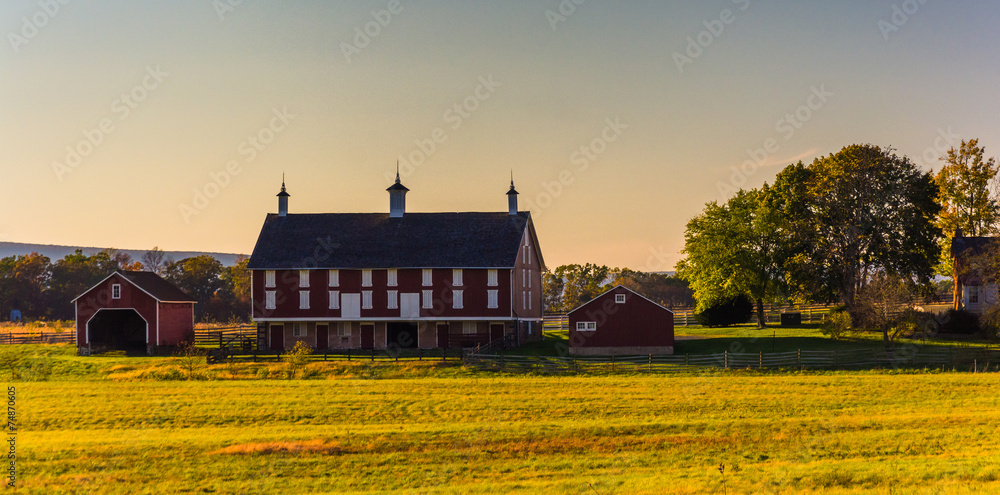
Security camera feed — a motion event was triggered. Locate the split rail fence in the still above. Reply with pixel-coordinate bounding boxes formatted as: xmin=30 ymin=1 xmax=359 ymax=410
xmin=0 ymin=331 xmax=75 ymax=345
xmin=466 ymin=347 xmax=1000 ymax=374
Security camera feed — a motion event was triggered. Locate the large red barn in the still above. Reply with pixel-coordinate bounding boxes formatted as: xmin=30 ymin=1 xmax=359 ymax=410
xmin=247 ymin=175 xmax=546 ymax=351
xmin=568 ymin=285 xmax=674 ymax=356
xmin=73 ymin=270 xmax=196 ymax=355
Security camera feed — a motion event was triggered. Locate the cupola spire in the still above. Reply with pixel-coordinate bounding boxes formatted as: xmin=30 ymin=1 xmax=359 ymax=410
xmin=386 ymin=161 xmax=409 ymax=218
xmin=277 ymin=173 xmax=290 ymax=217
xmin=506 ymin=171 xmax=519 ymax=215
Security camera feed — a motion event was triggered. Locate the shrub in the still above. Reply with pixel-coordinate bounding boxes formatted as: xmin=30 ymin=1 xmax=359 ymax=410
xmin=978 ymin=305 xmax=1000 ymax=340
xmin=821 ymin=309 xmax=852 ymax=340
xmin=282 ymin=341 xmax=312 ymax=379
xmin=694 ymin=294 xmax=753 ymax=327
xmin=938 ymin=309 xmax=981 ymax=335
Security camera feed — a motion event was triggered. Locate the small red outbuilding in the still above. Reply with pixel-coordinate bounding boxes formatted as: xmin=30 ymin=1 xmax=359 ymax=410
xmin=73 ymin=270 xmax=196 ymax=355
xmin=567 ymin=285 xmax=674 ymax=356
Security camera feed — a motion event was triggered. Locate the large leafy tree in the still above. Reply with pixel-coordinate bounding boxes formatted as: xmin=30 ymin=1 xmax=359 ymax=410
xmin=677 ymin=188 xmax=789 ymax=327
xmin=797 ymin=144 xmax=941 ymax=308
xmin=933 ymin=139 xmax=999 ymax=307
xmin=936 ymin=139 xmax=1000 ymax=237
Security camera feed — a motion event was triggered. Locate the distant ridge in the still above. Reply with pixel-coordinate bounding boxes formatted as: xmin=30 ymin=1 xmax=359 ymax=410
xmin=0 ymin=242 xmax=245 ymax=266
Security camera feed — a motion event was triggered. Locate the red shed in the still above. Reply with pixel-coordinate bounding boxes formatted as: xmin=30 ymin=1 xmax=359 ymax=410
xmin=73 ymin=270 xmax=196 ymax=355
xmin=567 ymin=285 xmax=674 ymax=356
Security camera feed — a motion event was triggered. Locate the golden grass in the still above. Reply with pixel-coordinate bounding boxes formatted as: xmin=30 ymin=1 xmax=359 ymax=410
xmin=15 ymin=373 xmax=1000 ymax=493
xmin=211 ymin=439 xmax=345 ymax=456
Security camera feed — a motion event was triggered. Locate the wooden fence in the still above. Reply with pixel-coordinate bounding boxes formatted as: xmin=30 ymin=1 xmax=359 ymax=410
xmin=466 ymin=347 xmax=1000 ymax=373
xmin=193 ymin=325 xmax=258 ymax=349
xmin=0 ymin=332 xmax=75 ymax=345
xmin=207 ymin=347 xmax=464 ymax=364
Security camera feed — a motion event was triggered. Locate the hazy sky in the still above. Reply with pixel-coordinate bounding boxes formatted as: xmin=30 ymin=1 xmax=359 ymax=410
xmin=3 ymin=1 xmax=999 ymax=270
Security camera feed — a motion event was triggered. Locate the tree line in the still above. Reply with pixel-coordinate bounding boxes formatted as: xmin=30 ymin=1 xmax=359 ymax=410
xmin=0 ymin=248 xmax=250 ymax=323
xmin=677 ymin=140 xmax=999 ymax=341
xmin=542 ymin=264 xmax=693 ymax=313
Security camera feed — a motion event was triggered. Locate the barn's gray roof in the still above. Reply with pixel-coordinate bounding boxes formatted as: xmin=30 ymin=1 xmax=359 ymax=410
xmin=247 ymin=212 xmax=532 ymax=269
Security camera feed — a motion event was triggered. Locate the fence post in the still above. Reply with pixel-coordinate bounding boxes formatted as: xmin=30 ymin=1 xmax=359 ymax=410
xmin=724 ymin=351 xmax=728 ymax=369
xmin=648 ymin=354 xmax=652 ymax=372
xmin=797 ymin=349 xmax=802 ymax=370
xmin=759 ymin=351 xmax=762 ymax=369
xmin=371 ymin=349 xmax=375 ymax=362
xmin=218 ymin=332 xmax=223 ymax=349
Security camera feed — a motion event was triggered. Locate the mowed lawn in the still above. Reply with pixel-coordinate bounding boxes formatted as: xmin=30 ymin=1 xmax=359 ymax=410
xmin=15 ymin=370 xmax=1000 ymax=494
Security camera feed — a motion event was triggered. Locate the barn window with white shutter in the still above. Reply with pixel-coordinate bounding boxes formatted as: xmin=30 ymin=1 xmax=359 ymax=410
xmin=615 ymin=294 xmax=626 ymax=304
xmin=299 ymin=291 xmax=310 ymax=310
xmin=422 ymin=269 xmax=432 ymax=286
xmin=329 ymin=290 xmax=340 ymax=309
xmin=362 ymin=269 xmax=372 ymax=287
xmin=265 ymin=270 xmax=276 ymax=288
xmin=292 ymin=322 xmax=306 ymax=337
xmin=453 ymin=269 xmax=463 ymax=287
xmin=112 ymin=284 xmax=121 ymax=299
xmin=487 ymin=290 xmax=498 ymax=309
xmin=362 ymin=291 xmax=373 ymax=309
xmin=265 ymin=291 xmax=276 ymax=310
xmin=422 ymin=290 xmax=433 ymax=309
xmin=328 ymin=269 xmax=339 ymax=287
xmin=387 ymin=269 xmax=398 ymax=287
xmin=387 ymin=290 xmax=398 ymax=309
xmin=576 ymin=321 xmax=597 ymax=331
xmin=299 ymin=270 xmax=310 ymax=288
xmin=488 ymin=269 xmax=498 ymax=286
xmin=453 ymin=289 xmax=464 ymax=309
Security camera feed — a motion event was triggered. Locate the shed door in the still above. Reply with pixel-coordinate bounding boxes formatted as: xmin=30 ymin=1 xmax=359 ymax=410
xmin=360 ymin=323 xmax=375 ymax=350
xmin=270 ymin=325 xmax=284 ymax=351
xmin=316 ymin=324 xmax=329 ymax=350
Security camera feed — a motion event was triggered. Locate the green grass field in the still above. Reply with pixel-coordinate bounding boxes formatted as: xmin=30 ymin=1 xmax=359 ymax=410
xmin=7 ymin=344 xmax=1000 ymax=494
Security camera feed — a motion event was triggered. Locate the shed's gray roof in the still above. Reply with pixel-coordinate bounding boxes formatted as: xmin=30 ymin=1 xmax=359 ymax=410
xmin=247 ymin=212 xmax=532 ymax=269
xmin=117 ymin=271 xmax=196 ymax=302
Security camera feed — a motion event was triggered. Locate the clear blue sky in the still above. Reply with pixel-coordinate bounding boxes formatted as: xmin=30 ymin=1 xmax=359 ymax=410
xmin=3 ymin=1 xmax=999 ymax=270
